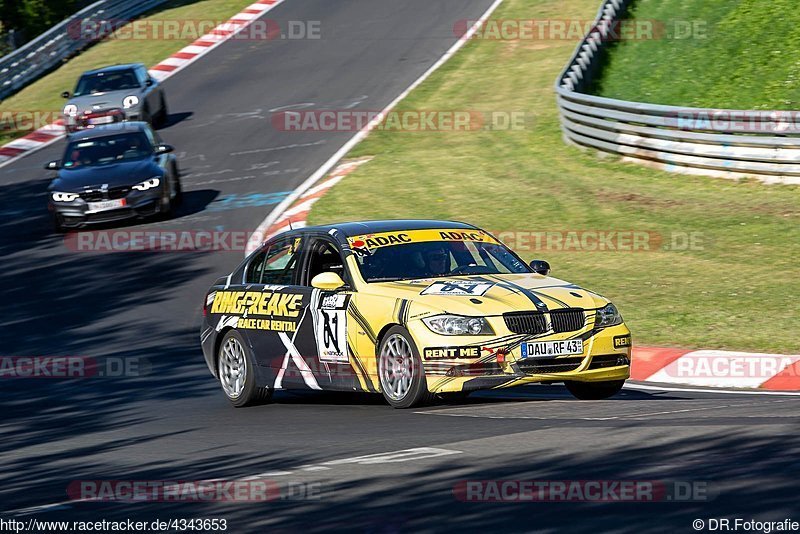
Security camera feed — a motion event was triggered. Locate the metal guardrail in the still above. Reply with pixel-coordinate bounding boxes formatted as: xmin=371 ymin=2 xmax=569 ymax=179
xmin=554 ymin=0 xmax=800 ymax=184
xmin=0 ymin=0 xmax=168 ymax=101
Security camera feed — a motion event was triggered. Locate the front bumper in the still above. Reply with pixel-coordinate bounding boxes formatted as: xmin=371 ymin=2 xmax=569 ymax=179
xmin=64 ymin=108 xmax=137 ymax=133
xmin=411 ymin=321 xmax=632 ymax=394
xmin=50 ymin=189 xmax=162 ymax=228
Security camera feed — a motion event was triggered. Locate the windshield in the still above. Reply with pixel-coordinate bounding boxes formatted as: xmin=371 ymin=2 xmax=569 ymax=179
xmin=62 ymin=133 xmax=152 ymax=168
xmin=74 ymin=70 xmax=140 ymax=96
xmin=348 ymin=229 xmax=530 ymax=282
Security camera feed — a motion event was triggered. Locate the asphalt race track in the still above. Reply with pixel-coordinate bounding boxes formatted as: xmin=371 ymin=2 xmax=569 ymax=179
xmin=2 ymin=1 xmax=800 ymax=532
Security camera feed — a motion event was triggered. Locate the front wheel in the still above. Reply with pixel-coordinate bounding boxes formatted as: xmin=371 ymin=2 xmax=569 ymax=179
xmin=378 ymin=326 xmax=431 ymax=409
xmin=564 ymin=380 xmax=625 ymax=400
xmin=217 ymin=330 xmax=272 ymax=407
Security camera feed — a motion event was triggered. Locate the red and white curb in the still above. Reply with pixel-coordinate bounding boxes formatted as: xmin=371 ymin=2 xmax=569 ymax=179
xmin=0 ymin=0 xmax=285 ymax=168
xmin=631 ymin=347 xmax=800 ymax=391
xmin=245 ymin=156 xmax=372 ymax=254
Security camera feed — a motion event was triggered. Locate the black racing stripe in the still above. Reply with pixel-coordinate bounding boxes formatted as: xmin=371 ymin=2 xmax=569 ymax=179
xmin=481 ymin=275 xmax=549 ymax=312
xmin=399 ymin=299 xmax=410 ymax=326
xmin=348 ymin=304 xmax=377 ymax=344
xmin=347 ymin=341 xmax=377 ymax=393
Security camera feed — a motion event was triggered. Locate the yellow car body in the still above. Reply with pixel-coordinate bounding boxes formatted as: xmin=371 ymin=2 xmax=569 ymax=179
xmin=201 ymin=220 xmax=631 ymax=407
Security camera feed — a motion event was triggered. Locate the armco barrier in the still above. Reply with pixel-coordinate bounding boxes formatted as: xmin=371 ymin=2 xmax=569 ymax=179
xmin=0 ymin=0 xmax=168 ymax=101
xmin=555 ymin=0 xmax=800 ymax=185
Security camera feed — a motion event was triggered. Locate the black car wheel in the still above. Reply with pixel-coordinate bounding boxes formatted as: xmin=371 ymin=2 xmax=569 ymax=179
xmin=217 ymin=329 xmax=272 ymax=407
xmin=378 ymin=326 xmax=432 ymax=409
xmin=156 ymin=95 xmax=169 ymax=128
xmin=564 ymin=380 xmax=625 ymax=400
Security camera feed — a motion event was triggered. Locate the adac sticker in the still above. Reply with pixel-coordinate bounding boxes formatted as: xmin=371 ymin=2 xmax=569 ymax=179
xmin=347 ymin=229 xmax=498 ymax=251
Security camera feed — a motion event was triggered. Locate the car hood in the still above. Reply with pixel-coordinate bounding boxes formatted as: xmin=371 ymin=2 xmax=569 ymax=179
xmin=50 ymin=158 xmax=161 ymax=192
xmin=67 ymin=89 xmax=142 ymax=113
xmin=367 ymin=273 xmax=609 ymax=316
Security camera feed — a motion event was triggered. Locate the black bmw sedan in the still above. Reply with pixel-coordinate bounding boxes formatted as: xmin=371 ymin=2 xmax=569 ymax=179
xmin=46 ymin=122 xmax=181 ymax=231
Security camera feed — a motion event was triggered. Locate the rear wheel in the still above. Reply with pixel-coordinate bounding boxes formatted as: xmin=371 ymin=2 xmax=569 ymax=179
xmin=378 ymin=326 xmax=431 ymax=409
xmin=217 ymin=330 xmax=271 ymax=407
xmin=565 ymin=380 xmax=625 ymax=400
xmin=155 ymin=95 xmax=169 ymax=127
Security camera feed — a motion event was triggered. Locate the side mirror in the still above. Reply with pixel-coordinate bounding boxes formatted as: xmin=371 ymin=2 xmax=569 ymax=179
xmin=154 ymin=144 xmax=174 ymax=154
xmin=45 ymin=160 xmax=61 ymax=170
xmin=529 ymin=259 xmax=550 ymax=276
xmin=146 ymin=78 xmax=154 ymax=87
xmin=311 ymin=272 xmax=346 ymax=291
xmin=61 ymin=91 xmax=70 ymax=99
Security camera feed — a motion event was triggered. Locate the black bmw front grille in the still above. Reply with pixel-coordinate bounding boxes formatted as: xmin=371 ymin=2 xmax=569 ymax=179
xmin=504 ymin=312 xmax=547 ymax=335
xmin=550 ymin=309 xmax=586 ymax=333
xmin=503 ymin=309 xmax=586 ymax=334
xmin=80 ymin=186 xmax=130 ymax=202
xmin=517 ymin=356 xmax=584 ymax=374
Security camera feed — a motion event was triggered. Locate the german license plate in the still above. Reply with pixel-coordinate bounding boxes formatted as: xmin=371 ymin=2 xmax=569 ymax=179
xmin=88 ymin=116 xmax=115 ymax=125
xmin=521 ymin=339 xmax=583 ymax=358
xmin=87 ymin=199 xmax=125 ymax=213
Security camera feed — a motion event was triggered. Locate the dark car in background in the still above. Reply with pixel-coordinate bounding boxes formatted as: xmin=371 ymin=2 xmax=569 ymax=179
xmin=46 ymin=122 xmax=181 ymax=231
xmin=61 ymin=63 xmax=168 ymax=133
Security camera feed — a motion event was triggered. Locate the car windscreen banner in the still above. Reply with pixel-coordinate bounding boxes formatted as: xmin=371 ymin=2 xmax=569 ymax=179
xmin=346 ymin=229 xmax=499 ymax=251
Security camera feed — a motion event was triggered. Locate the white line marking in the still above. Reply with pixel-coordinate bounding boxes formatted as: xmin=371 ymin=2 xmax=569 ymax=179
xmin=246 ymin=0 xmax=507 ymax=255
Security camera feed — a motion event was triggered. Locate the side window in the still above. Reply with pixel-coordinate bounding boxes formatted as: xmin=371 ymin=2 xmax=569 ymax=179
xmin=262 ymin=237 xmax=301 ymax=285
xmin=305 ymin=239 xmax=346 ymax=285
xmin=245 ymin=249 xmax=267 ymax=284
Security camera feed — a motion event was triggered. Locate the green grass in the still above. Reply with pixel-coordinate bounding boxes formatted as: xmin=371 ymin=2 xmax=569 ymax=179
xmin=591 ymin=0 xmax=800 ymax=109
xmin=308 ymin=0 xmax=800 ymax=353
xmin=0 ymin=0 xmax=251 ymax=144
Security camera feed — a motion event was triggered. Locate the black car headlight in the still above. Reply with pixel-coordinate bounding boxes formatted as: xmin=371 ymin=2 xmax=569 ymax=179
xmin=132 ymin=177 xmax=160 ymax=191
xmin=422 ymin=315 xmax=494 ymax=336
xmin=595 ymin=303 xmax=623 ymax=328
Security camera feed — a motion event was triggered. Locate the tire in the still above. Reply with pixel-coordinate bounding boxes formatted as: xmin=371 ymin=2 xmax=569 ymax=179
xmin=142 ymin=105 xmax=152 ymax=126
xmin=217 ymin=329 xmax=272 ymax=407
xmin=157 ymin=181 xmax=172 ymax=219
xmin=565 ymin=380 xmax=625 ymax=400
xmin=156 ymin=95 xmax=168 ymax=128
xmin=172 ymin=166 xmax=182 ymax=205
xmin=377 ymin=326 xmax=431 ymax=408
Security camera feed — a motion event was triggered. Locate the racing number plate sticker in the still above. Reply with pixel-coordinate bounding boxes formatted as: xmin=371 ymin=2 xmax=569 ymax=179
xmin=316 ymin=293 xmax=349 ymax=363
xmin=521 ymin=339 xmax=583 ymax=358
xmin=87 ymin=199 xmax=126 ymax=213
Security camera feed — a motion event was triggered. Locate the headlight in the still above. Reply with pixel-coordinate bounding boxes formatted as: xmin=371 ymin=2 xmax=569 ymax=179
xmin=63 ymin=104 xmax=78 ymax=117
xmin=52 ymin=192 xmax=80 ymax=202
xmin=422 ymin=315 xmax=494 ymax=336
xmin=132 ymin=177 xmax=160 ymax=191
xmin=595 ymin=303 xmax=623 ymax=328
xmin=123 ymin=95 xmax=140 ymax=109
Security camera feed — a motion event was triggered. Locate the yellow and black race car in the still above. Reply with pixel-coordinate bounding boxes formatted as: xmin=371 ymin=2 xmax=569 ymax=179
xmin=200 ymin=220 xmax=632 ymax=408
